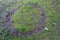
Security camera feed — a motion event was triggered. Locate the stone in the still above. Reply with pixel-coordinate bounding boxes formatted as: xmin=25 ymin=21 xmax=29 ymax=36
xmin=53 ymin=22 xmax=57 ymax=25
xmin=45 ymin=27 xmax=49 ymax=30
xmin=18 ymin=34 xmax=21 ymax=36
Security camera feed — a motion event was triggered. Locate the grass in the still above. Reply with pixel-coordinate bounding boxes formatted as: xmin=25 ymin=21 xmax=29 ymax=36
xmin=11 ymin=5 xmax=42 ymax=32
xmin=0 ymin=0 xmax=60 ymax=40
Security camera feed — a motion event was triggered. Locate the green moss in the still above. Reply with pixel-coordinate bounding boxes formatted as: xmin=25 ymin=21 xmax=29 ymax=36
xmin=11 ymin=5 xmax=42 ymax=32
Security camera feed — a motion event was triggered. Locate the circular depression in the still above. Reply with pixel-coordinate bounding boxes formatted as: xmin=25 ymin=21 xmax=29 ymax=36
xmin=6 ymin=3 xmax=46 ymax=36
xmin=11 ymin=4 xmax=42 ymax=32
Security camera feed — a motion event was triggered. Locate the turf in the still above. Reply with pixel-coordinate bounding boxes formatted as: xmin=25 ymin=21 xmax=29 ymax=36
xmin=0 ymin=0 xmax=60 ymax=40
xmin=11 ymin=4 xmax=42 ymax=32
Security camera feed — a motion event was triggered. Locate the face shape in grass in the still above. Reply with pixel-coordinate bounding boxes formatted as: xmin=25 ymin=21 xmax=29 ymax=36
xmin=11 ymin=5 xmax=42 ymax=32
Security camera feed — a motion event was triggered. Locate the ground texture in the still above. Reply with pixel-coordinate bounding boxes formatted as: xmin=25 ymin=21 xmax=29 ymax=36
xmin=0 ymin=0 xmax=60 ymax=40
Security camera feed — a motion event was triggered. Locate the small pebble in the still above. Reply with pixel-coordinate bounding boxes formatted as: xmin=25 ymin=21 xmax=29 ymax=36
xmin=45 ymin=27 xmax=49 ymax=30
xmin=18 ymin=34 xmax=21 ymax=36
xmin=53 ymin=22 xmax=57 ymax=25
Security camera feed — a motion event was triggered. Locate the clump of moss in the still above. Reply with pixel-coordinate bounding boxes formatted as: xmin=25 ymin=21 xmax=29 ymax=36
xmin=11 ymin=5 xmax=42 ymax=32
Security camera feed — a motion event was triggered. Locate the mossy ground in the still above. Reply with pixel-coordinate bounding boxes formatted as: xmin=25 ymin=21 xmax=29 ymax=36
xmin=0 ymin=0 xmax=60 ymax=40
xmin=11 ymin=4 xmax=42 ymax=32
